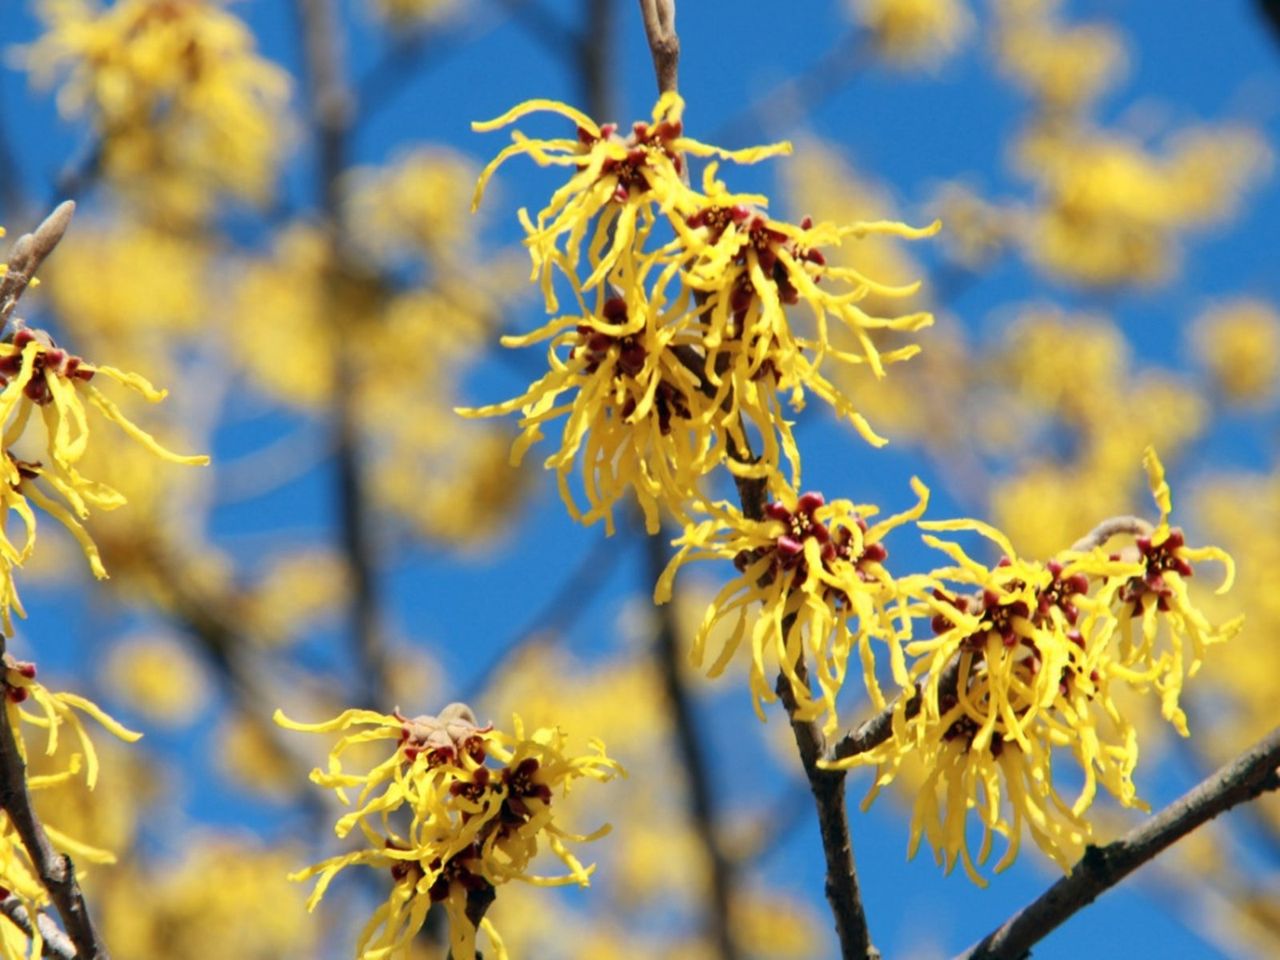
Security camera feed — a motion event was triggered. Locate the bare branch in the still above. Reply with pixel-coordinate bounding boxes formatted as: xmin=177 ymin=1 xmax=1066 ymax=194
xmin=648 ymin=527 xmax=740 ymax=960
xmin=1070 ymin=515 xmax=1154 ymax=553
xmin=0 ymin=647 xmax=108 ymax=959
xmin=294 ymin=0 xmax=389 ymax=710
xmin=830 ymin=658 xmax=961 ymax=763
xmin=775 ymin=655 xmax=879 ymax=960
xmin=636 ymin=0 xmax=679 ymax=95
xmin=958 ymin=725 xmax=1280 ymax=960
xmin=0 ymin=202 xmax=76 ymax=327
xmin=0 ymin=896 xmax=77 ymax=960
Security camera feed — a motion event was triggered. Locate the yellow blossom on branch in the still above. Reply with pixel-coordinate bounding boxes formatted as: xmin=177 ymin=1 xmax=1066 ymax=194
xmin=275 ymin=702 xmax=622 ymax=960
xmin=458 ymin=270 xmax=724 ymax=535
xmin=0 ymin=651 xmax=142 ymax=952
xmin=655 ymin=482 xmax=928 ymax=736
xmin=831 ymin=449 xmax=1242 ymax=883
xmin=1098 ymin=448 xmax=1242 ymax=735
xmin=472 ymin=93 xmax=789 ymax=310
xmin=0 ymin=325 xmax=207 ymax=619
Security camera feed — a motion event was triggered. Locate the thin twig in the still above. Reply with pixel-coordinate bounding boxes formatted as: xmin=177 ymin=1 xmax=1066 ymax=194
xmin=294 ymin=0 xmax=389 ymax=710
xmin=775 ymin=654 xmax=878 ymax=960
xmin=0 ymin=896 xmax=77 ymax=960
xmin=648 ymin=527 xmax=740 ymax=960
xmin=639 ymin=7 xmax=874 ymax=951
xmin=636 ymin=0 xmax=679 ymax=95
xmin=0 ymin=202 xmax=76 ymax=327
xmin=1070 ymin=515 xmax=1153 ymax=553
xmin=0 ymin=645 xmax=107 ymax=959
xmin=830 ymin=658 xmax=961 ymax=763
xmin=958 ymin=725 xmax=1280 ymax=960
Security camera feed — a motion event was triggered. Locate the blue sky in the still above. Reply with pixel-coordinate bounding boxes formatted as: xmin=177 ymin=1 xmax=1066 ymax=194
xmin=2 ymin=1 xmax=1277 ymax=957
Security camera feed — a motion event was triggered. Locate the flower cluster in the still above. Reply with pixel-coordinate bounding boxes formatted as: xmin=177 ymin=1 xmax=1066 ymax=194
xmin=0 ymin=322 xmax=208 ymax=629
xmin=832 ymin=448 xmax=1240 ymax=881
xmin=0 ymin=652 xmax=142 ymax=955
xmin=464 ymin=94 xmax=937 ymax=531
xmin=25 ymin=0 xmax=291 ymax=220
xmin=276 ymin=702 xmax=622 ymax=959
xmin=656 ymin=482 xmax=928 ymax=735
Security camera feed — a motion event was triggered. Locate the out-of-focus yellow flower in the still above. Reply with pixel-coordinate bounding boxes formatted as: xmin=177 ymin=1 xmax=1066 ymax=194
xmin=994 ymin=0 xmax=1127 ymax=113
xmin=99 ymin=839 xmax=315 ymax=960
xmin=986 ymin=308 xmax=1206 ymax=558
xmin=656 ymin=483 xmax=928 ymax=735
xmin=930 ymin=181 xmax=1010 ymax=268
xmin=345 ymin=148 xmax=481 ymax=268
xmin=41 ymin=219 xmax=208 ymax=379
xmin=276 ymin=702 xmax=622 ymax=960
xmin=104 ymin=632 xmax=209 ymax=726
xmin=244 ymin=550 xmax=347 ymax=647
xmin=368 ymin=0 xmax=457 ymax=26
xmin=26 ymin=0 xmax=292 ymax=220
xmin=1013 ymin=123 xmax=1271 ymax=287
xmin=1190 ymin=298 xmax=1280 ymax=405
xmin=849 ymin=0 xmax=973 ymax=68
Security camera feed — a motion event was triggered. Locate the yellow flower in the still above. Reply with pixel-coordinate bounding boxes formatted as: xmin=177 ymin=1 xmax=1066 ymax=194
xmin=459 ymin=274 xmax=724 ymax=535
xmin=471 ymin=94 xmax=789 ymax=310
xmin=1100 ymin=448 xmax=1243 ymax=735
xmin=276 ymin=703 xmax=622 ymax=960
xmin=25 ymin=0 xmax=292 ymax=219
xmin=833 ymin=449 xmax=1241 ymax=882
xmin=655 ymin=482 xmax=928 ymax=736
xmin=670 ymin=163 xmax=937 ymax=448
xmin=1190 ymin=298 xmax=1280 ymax=406
xmin=0 ymin=652 xmax=142 ymax=950
xmin=0 ymin=326 xmax=207 ymax=613
xmin=994 ymin=0 xmax=1127 ymax=113
xmin=99 ymin=839 xmax=316 ymax=960
xmin=1012 ymin=123 xmax=1270 ymax=287
xmin=849 ymin=0 xmax=974 ymax=68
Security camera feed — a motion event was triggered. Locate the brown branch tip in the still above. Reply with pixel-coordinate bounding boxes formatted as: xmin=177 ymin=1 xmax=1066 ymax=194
xmin=0 ymin=201 xmax=76 ymax=326
xmin=637 ymin=0 xmax=680 ymax=95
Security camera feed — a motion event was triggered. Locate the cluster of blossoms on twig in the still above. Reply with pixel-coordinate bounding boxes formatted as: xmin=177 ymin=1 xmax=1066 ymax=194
xmin=462 ymin=94 xmax=936 ymax=534
xmin=0 ymin=652 xmax=141 ymax=958
xmin=0 ymin=205 xmax=208 ymax=958
xmin=828 ymin=449 xmax=1241 ymax=880
xmin=460 ymin=89 xmax=1244 ymax=892
xmin=275 ymin=703 xmax=622 ymax=958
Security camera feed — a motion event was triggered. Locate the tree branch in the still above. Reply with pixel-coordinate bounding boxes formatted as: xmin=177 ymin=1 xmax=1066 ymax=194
xmin=294 ymin=0 xmax=389 ymax=710
xmin=830 ymin=658 xmax=961 ymax=763
xmin=648 ymin=527 xmax=740 ymax=960
xmin=0 ymin=896 xmax=77 ymax=960
xmin=0 ymin=202 xmax=76 ymax=327
xmin=958 ymin=725 xmax=1280 ymax=960
xmin=775 ymin=654 xmax=878 ymax=960
xmin=636 ymin=0 xmax=679 ymax=95
xmin=0 ymin=647 xmax=108 ymax=959
xmin=1070 ymin=515 xmax=1153 ymax=553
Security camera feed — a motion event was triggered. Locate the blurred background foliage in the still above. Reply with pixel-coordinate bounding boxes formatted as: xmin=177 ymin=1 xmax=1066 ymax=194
xmin=0 ymin=0 xmax=1278 ymax=957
